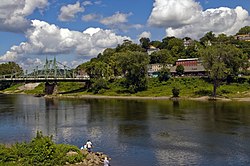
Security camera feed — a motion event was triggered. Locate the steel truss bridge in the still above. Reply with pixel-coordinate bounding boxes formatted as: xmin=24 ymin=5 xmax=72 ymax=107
xmin=0 ymin=58 xmax=90 ymax=83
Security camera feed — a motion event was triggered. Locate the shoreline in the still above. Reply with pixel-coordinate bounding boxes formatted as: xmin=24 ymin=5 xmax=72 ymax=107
xmin=45 ymin=94 xmax=250 ymax=102
xmin=2 ymin=91 xmax=250 ymax=102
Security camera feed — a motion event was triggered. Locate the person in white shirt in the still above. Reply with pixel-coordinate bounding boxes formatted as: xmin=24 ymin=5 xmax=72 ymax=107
xmin=85 ymin=140 xmax=93 ymax=152
xmin=103 ymin=157 xmax=110 ymax=166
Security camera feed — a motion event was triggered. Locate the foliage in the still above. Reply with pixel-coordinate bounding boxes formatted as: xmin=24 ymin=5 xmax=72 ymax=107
xmin=172 ymin=87 xmax=180 ymax=97
xmin=0 ymin=62 xmax=23 ymax=76
xmin=0 ymin=131 xmax=83 ymax=166
xmin=89 ymin=78 xmax=109 ymax=94
xmin=158 ymin=68 xmax=170 ymax=82
xmin=176 ymin=65 xmax=184 ymax=76
xmin=0 ymin=62 xmax=23 ymax=90
xmin=236 ymin=26 xmax=250 ymax=35
xmin=139 ymin=37 xmax=150 ymax=50
xmin=199 ymin=44 xmax=247 ymax=97
xmin=149 ymin=49 xmax=174 ymax=64
xmin=116 ymin=51 xmax=149 ymax=93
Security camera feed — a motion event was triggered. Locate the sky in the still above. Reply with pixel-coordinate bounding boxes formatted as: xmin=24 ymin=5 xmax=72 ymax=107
xmin=0 ymin=0 xmax=250 ymax=71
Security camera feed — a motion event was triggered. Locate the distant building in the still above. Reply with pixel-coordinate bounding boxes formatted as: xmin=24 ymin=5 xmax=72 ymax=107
xmin=147 ymin=45 xmax=160 ymax=55
xmin=170 ymin=58 xmax=206 ymax=76
xmin=235 ymin=34 xmax=250 ymax=41
xmin=183 ymin=38 xmax=193 ymax=48
xmin=147 ymin=63 xmax=172 ymax=77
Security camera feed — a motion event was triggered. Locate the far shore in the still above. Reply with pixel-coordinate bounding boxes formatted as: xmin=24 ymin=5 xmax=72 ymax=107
xmin=2 ymin=89 xmax=250 ymax=102
xmin=44 ymin=94 xmax=250 ymax=102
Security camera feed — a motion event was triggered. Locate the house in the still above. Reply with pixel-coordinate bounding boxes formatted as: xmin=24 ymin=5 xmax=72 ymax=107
xmin=147 ymin=45 xmax=160 ymax=55
xmin=183 ymin=38 xmax=193 ymax=48
xmin=235 ymin=34 xmax=250 ymax=41
xmin=147 ymin=63 xmax=172 ymax=77
xmin=170 ymin=58 xmax=206 ymax=76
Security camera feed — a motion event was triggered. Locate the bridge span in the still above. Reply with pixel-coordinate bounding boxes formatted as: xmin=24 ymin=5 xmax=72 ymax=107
xmin=0 ymin=77 xmax=90 ymax=83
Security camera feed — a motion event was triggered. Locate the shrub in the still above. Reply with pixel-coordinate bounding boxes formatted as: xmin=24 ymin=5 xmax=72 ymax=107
xmin=172 ymin=87 xmax=180 ymax=97
xmin=0 ymin=131 xmax=83 ymax=166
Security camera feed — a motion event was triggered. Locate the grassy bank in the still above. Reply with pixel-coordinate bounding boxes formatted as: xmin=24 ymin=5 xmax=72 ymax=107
xmin=2 ymin=77 xmax=250 ymax=99
xmin=0 ymin=131 xmax=84 ymax=166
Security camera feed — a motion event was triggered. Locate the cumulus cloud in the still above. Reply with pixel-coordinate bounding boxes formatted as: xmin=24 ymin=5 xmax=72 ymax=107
xmin=58 ymin=1 xmax=84 ymax=21
xmin=0 ymin=0 xmax=48 ymax=32
xmin=138 ymin=31 xmax=151 ymax=39
xmin=0 ymin=20 xmax=130 ymax=66
xmin=99 ymin=12 xmax=143 ymax=31
xmin=148 ymin=0 xmax=250 ymax=39
xmin=100 ymin=12 xmax=132 ymax=26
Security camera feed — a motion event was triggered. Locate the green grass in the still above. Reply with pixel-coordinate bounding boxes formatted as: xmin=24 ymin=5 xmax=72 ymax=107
xmin=2 ymin=77 xmax=250 ymax=98
xmin=0 ymin=131 xmax=84 ymax=166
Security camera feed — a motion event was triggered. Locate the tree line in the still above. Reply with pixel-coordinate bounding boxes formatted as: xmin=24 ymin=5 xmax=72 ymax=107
xmin=77 ymin=26 xmax=250 ymax=97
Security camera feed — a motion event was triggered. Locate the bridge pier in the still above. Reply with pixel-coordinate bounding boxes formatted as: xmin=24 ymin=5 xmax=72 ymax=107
xmin=44 ymin=82 xmax=57 ymax=95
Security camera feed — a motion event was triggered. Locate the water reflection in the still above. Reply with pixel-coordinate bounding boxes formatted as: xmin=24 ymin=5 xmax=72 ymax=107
xmin=0 ymin=95 xmax=250 ymax=165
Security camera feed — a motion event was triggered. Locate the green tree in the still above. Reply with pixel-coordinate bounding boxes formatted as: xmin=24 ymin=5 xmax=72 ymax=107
xmin=199 ymin=44 xmax=247 ymax=97
xmin=0 ymin=62 xmax=23 ymax=76
xmin=200 ymin=31 xmax=216 ymax=46
xmin=176 ymin=65 xmax=184 ymax=76
xmin=150 ymin=40 xmax=162 ymax=48
xmin=172 ymin=87 xmax=180 ymax=97
xmin=139 ymin=37 xmax=150 ymax=50
xmin=0 ymin=62 xmax=23 ymax=90
xmin=116 ymin=51 xmax=149 ymax=93
xmin=237 ymin=26 xmax=250 ymax=35
xmin=158 ymin=68 xmax=170 ymax=82
xmin=116 ymin=40 xmax=144 ymax=52
xmin=149 ymin=49 xmax=174 ymax=64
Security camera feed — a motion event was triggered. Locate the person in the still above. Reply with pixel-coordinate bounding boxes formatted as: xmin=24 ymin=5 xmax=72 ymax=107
xmin=103 ymin=157 xmax=110 ymax=166
xmin=85 ymin=140 xmax=93 ymax=152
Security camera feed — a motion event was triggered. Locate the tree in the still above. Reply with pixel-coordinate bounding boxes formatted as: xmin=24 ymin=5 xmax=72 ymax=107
xmin=0 ymin=62 xmax=23 ymax=90
xmin=139 ymin=37 xmax=150 ymax=50
xmin=198 ymin=44 xmax=247 ymax=97
xmin=149 ymin=49 xmax=174 ymax=64
xmin=116 ymin=51 xmax=149 ymax=93
xmin=176 ymin=65 xmax=184 ymax=76
xmin=172 ymin=87 xmax=180 ymax=97
xmin=200 ymin=31 xmax=216 ymax=46
xmin=0 ymin=62 xmax=23 ymax=76
xmin=237 ymin=26 xmax=250 ymax=35
xmin=150 ymin=40 xmax=162 ymax=48
xmin=116 ymin=40 xmax=144 ymax=52
xmin=158 ymin=68 xmax=170 ymax=82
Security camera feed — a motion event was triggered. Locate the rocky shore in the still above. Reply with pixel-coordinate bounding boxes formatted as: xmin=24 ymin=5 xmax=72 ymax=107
xmin=66 ymin=150 xmax=111 ymax=166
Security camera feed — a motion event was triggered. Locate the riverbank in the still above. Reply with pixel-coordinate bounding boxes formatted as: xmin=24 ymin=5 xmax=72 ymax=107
xmin=45 ymin=94 xmax=250 ymax=102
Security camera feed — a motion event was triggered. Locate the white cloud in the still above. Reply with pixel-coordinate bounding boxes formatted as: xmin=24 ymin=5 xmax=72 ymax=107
xmin=99 ymin=12 xmax=143 ymax=32
xmin=58 ymin=1 xmax=84 ymax=21
xmin=138 ymin=31 xmax=151 ymax=39
xmin=82 ymin=1 xmax=93 ymax=6
xmin=100 ymin=12 xmax=132 ymax=26
xmin=148 ymin=0 xmax=250 ymax=39
xmin=0 ymin=0 xmax=48 ymax=32
xmin=0 ymin=20 xmax=130 ymax=68
xmin=82 ymin=14 xmax=101 ymax=22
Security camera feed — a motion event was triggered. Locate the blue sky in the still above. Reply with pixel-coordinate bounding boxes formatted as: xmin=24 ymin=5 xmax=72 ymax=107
xmin=0 ymin=0 xmax=250 ymax=70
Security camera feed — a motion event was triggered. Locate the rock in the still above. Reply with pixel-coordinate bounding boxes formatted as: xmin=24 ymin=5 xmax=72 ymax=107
xmin=66 ymin=151 xmax=78 ymax=156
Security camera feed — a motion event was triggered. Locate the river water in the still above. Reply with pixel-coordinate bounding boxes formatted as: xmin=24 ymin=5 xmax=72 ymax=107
xmin=0 ymin=94 xmax=250 ymax=166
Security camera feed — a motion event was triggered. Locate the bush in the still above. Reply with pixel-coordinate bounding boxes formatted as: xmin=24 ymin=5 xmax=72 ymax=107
xmin=0 ymin=131 xmax=83 ymax=166
xmin=90 ymin=78 xmax=109 ymax=94
xmin=172 ymin=87 xmax=180 ymax=97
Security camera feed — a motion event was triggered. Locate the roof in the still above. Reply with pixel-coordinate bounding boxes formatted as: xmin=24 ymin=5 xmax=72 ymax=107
xmin=177 ymin=58 xmax=199 ymax=61
xmin=170 ymin=65 xmax=205 ymax=73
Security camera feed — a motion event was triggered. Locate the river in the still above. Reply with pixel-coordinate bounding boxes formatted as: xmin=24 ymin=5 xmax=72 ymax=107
xmin=0 ymin=94 xmax=250 ymax=166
